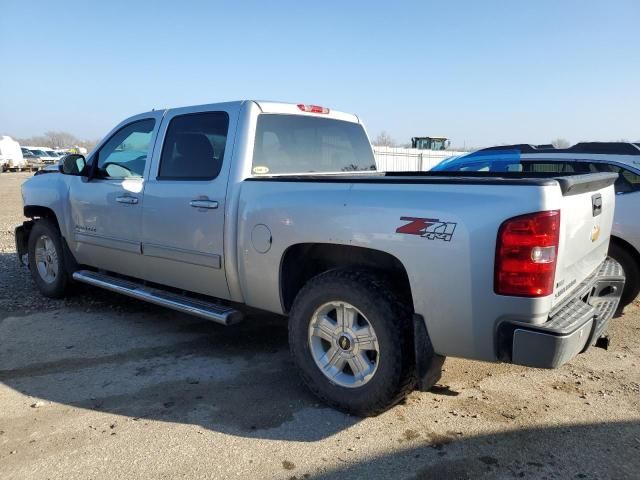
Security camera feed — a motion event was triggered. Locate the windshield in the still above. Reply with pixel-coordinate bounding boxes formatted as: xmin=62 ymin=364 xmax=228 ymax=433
xmin=30 ymin=150 xmax=46 ymax=156
xmin=434 ymin=149 xmax=609 ymax=174
xmin=433 ymin=150 xmax=527 ymax=172
xmin=433 ymin=149 xmax=640 ymax=194
xmin=432 ymin=149 xmax=599 ymax=173
xmin=252 ymin=114 xmax=376 ymax=175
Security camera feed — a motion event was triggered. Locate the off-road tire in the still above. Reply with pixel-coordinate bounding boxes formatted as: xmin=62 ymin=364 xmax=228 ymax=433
xmin=28 ymin=218 xmax=70 ymax=298
xmin=288 ymin=269 xmax=416 ymax=416
xmin=609 ymin=243 xmax=640 ymax=309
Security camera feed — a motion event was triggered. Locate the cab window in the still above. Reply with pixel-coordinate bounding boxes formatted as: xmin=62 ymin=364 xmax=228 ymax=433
xmin=95 ymin=119 xmax=156 ymax=179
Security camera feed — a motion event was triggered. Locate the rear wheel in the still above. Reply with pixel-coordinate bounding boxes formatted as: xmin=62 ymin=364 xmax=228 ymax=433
xmin=289 ymin=270 xmax=416 ymax=416
xmin=608 ymin=243 xmax=640 ymax=310
xmin=28 ymin=219 xmax=70 ymax=298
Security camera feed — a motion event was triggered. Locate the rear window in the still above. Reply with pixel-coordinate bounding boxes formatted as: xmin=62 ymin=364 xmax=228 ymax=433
xmin=252 ymin=114 xmax=375 ymax=175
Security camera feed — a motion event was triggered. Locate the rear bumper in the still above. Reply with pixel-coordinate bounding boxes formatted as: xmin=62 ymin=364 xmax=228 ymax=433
xmin=498 ymin=257 xmax=625 ymax=369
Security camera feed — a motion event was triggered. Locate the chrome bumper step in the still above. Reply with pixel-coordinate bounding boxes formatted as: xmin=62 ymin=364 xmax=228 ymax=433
xmin=72 ymin=270 xmax=242 ymax=326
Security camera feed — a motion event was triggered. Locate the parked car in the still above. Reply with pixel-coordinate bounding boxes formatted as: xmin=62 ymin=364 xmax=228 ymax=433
xmin=15 ymin=101 xmax=624 ymax=415
xmin=20 ymin=148 xmax=41 ymax=168
xmin=434 ymin=142 xmax=640 ymax=310
xmin=23 ymin=146 xmax=59 ymax=165
xmin=0 ymin=136 xmax=27 ymax=171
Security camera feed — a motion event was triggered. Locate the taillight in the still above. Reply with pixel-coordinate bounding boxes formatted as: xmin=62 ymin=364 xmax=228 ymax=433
xmin=495 ymin=210 xmax=560 ymax=297
xmin=297 ymin=104 xmax=330 ymax=114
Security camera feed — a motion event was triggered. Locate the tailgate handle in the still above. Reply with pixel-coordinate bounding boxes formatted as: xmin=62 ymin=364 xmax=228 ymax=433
xmin=591 ymin=194 xmax=602 ymax=217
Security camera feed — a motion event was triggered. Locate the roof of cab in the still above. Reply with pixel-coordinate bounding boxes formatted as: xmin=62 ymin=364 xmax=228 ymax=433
xmin=149 ymin=100 xmax=358 ymax=123
xmin=252 ymin=100 xmax=360 ymax=123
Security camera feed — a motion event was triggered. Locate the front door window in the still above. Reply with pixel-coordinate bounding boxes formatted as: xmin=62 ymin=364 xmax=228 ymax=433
xmin=95 ymin=119 xmax=156 ymax=179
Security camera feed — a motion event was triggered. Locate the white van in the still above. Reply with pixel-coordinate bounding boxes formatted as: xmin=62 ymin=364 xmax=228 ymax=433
xmin=0 ymin=136 xmax=27 ymax=171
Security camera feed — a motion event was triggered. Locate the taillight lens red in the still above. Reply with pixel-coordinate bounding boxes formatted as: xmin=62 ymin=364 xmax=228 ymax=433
xmin=495 ymin=210 xmax=560 ymax=297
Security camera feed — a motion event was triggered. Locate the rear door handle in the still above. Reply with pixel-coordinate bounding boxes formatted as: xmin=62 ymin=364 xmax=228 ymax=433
xmin=190 ymin=199 xmax=218 ymax=209
xmin=116 ymin=195 xmax=139 ymax=205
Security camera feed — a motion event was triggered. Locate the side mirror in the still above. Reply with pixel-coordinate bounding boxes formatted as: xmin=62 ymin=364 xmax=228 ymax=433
xmin=59 ymin=154 xmax=87 ymax=176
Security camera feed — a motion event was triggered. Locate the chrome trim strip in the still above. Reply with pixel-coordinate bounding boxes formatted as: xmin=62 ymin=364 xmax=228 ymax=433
xmin=75 ymin=232 xmax=141 ymax=254
xmin=142 ymin=243 xmax=221 ymax=269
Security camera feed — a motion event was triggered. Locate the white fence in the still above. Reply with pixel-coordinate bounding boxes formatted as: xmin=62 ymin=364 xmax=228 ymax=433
xmin=373 ymin=146 xmax=467 ymax=172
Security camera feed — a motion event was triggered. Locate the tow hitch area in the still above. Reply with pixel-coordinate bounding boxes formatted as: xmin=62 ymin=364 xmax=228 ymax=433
xmin=595 ymin=335 xmax=611 ymax=350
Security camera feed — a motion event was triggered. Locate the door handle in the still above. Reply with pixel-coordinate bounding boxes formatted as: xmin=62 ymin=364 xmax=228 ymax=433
xmin=190 ymin=199 xmax=218 ymax=209
xmin=116 ymin=195 xmax=139 ymax=205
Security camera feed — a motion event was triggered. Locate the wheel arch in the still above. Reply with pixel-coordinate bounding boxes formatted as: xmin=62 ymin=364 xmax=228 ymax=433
xmin=23 ymin=205 xmax=79 ymax=274
xmin=610 ymin=235 xmax=640 ymax=267
xmin=279 ymin=243 xmax=414 ymax=314
xmin=24 ymin=205 xmax=62 ymax=230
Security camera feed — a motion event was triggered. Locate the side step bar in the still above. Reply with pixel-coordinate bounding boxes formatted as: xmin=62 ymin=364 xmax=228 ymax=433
xmin=72 ymin=270 xmax=243 ymax=326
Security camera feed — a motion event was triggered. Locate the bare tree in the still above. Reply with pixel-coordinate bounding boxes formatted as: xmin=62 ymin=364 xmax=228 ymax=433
xmin=372 ymin=131 xmax=396 ymax=147
xmin=15 ymin=131 xmax=98 ymax=151
xmin=43 ymin=131 xmax=78 ymax=149
xmin=551 ymin=138 xmax=570 ymax=148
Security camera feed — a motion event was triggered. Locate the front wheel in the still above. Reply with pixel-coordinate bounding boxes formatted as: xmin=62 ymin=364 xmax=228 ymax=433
xmin=28 ymin=219 xmax=71 ymax=298
xmin=288 ymin=270 xmax=416 ymax=416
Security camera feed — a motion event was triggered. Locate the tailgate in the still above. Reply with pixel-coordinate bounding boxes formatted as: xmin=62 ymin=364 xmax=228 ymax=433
xmin=552 ymin=173 xmax=618 ymax=308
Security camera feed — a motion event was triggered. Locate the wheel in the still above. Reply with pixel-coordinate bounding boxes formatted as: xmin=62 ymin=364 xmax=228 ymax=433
xmin=608 ymin=243 xmax=640 ymax=309
xmin=289 ymin=270 xmax=416 ymax=416
xmin=28 ymin=218 xmax=70 ymax=298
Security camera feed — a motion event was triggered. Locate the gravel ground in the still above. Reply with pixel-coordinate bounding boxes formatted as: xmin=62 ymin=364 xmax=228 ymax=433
xmin=1 ymin=171 xmax=639 ymax=479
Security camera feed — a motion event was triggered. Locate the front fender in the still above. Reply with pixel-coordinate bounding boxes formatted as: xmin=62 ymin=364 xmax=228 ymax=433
xmin=21 ymin=173 xmax=72 ymax=239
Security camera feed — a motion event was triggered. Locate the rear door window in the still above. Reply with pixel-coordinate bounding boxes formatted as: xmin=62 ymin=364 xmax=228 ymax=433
xmin=158 ymin=112 xmax=229 ymax=180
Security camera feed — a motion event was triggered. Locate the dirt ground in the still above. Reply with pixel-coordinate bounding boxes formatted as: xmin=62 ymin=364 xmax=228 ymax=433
xmin=1 ymin=172 xmax=639 ymax=480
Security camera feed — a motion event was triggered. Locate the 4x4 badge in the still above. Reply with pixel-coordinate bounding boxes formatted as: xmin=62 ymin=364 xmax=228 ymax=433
xmin=396 ymin=217 xmax=457 ymax=242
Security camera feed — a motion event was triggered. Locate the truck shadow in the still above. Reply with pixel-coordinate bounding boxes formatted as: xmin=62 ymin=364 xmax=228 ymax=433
xmin=0 ymin=253 xmax=359 ymax=441
xmin=305 ymin=420 xmax=640 ymax=479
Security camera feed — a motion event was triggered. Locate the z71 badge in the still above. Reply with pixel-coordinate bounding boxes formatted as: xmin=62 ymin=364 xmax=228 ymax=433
xmin=396 ymin=217 xmax=457 ymax=242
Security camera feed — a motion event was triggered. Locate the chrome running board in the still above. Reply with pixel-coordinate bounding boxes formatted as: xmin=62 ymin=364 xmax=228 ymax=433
xmin=72 ymin=270 xmax=242 ymax=325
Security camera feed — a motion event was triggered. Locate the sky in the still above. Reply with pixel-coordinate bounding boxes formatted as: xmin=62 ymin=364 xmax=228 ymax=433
xmin=1 ymin=0 xmax=639 ymax=148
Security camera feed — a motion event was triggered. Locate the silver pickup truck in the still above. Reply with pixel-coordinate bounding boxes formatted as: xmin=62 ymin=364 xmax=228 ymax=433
xmin=15 ymin=100 xmax=625 ymax=415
